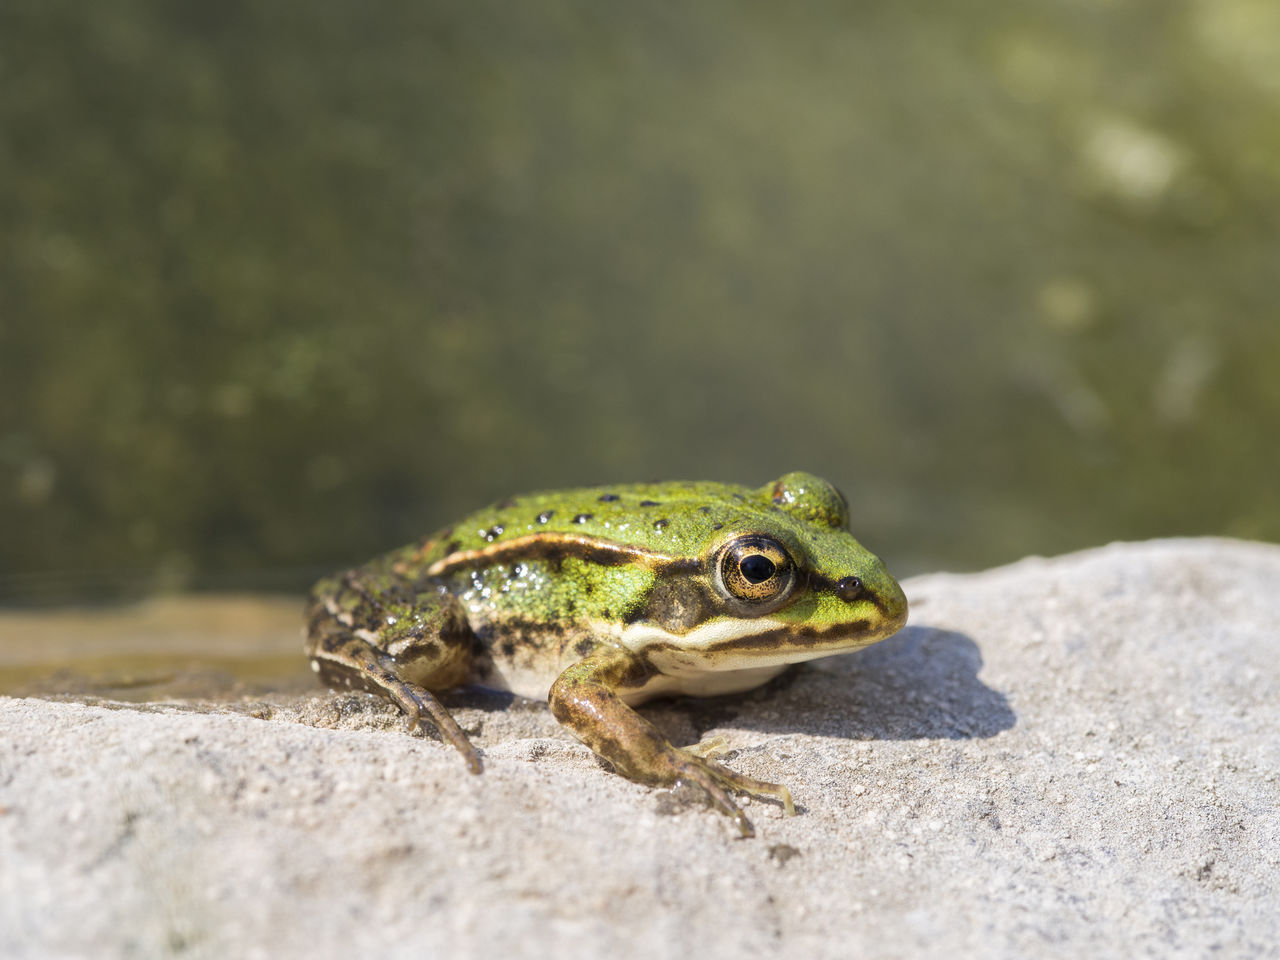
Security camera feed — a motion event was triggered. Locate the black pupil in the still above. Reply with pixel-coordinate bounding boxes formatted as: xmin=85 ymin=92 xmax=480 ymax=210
xmin=740 ymin=554 xmax=776 ymax=584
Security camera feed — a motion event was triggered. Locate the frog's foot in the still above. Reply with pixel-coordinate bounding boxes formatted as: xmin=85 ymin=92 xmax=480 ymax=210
xmin=306 ymin=613 xmax=482 ymax=774
xmin=392 ymin=681 xmax=483 ymax=775
xmin=549 ymin=654 xmax=795 ymax=839
xmin=665 ymin=748 xmax=796 ymax=839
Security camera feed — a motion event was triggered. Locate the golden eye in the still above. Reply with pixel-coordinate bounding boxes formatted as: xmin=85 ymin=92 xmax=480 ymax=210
xmin=715 ymin=535 xmax=797 ymax=609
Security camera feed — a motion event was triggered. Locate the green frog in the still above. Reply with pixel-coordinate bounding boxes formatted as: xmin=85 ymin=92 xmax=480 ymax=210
xmin=305 ymin=471 xmax=907 ymax=837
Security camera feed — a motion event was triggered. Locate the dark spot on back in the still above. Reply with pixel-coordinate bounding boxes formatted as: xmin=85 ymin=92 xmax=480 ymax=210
xmin=536 ymin=510 xmax=554 ymax=524
xmin=698 ymin=505 xmax=712 ymax=514
xmin=712 ymin=523 xmax=723 ymax=531
xmin=653 ymin=518 xmax=669 ymax=531
xmin=598 ymin=493 xmax=620 ymax=502
xmin=445 ymin=540 xmax=461 ymax=554
xmin=484 ymin=525 xmax=505 ymax=542
xmin=573 ymin=513 xmax=593 ymax=524
xmin=639 ymin=499 xmax=659 ymax=507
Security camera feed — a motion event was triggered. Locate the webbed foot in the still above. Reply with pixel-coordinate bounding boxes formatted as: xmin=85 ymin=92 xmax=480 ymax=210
xmin=664 ymin=747 xmax=796 ymax=838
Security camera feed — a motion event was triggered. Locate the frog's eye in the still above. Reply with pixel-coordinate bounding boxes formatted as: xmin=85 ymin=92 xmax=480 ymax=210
xmin=714 ymin=535 xmax=797 ymax=610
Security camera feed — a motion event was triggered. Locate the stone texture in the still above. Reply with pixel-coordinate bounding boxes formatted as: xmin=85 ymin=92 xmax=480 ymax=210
xmin=2 ymin=538 xmax=1277 ymax=959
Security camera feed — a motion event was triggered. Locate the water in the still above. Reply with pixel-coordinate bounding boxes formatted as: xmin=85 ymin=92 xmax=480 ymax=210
xmin=0 ymin=595 xmax=309 ymax=701
xmin=2 ymin=3 xmax=1277 ymax=643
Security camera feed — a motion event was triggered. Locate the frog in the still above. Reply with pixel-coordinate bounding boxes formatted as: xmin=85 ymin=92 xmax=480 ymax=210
xmin=305 ymin=471 xmax=907 ymax=837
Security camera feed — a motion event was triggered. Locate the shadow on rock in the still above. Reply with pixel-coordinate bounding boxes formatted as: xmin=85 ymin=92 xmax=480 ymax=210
xmin=680 ymin=624 xmax=1015 ymax=743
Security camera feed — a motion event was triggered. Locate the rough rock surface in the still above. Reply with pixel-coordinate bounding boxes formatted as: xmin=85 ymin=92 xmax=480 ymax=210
xmin=2 ymin=538 xmax=1278 ymax=959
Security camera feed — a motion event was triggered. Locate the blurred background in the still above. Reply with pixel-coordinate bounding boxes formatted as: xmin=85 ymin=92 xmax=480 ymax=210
xmin=3 ymin=0 xmax=1279 ymax=608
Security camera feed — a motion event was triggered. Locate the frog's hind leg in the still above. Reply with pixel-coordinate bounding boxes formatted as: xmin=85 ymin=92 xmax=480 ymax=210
xmin=305 ymin=587 xmax=483 ymax=774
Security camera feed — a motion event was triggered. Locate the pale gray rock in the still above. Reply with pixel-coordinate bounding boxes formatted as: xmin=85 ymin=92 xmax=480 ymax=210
xmin=1 ymin=538 xmax=1278 ymax=959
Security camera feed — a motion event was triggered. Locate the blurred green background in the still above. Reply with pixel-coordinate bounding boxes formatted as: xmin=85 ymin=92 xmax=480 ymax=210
xmin=3 ymin=1 xmax=1278 ymax=604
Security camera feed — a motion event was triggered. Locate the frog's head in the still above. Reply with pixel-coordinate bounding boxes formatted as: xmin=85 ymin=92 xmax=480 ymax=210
xmin=629 ymin=472 xmax=908 ymax=671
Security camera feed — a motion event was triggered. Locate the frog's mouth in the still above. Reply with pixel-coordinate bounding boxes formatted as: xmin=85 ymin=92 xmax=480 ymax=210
xmin=617 ymin=606 xmax=905 ymax=673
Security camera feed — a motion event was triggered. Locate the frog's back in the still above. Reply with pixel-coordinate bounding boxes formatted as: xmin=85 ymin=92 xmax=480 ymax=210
xmin=410 ymin=479 xmax=763 ymax=565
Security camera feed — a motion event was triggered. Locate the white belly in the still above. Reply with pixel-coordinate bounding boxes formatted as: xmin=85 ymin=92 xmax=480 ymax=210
xmin=622 ymin=662 xmax=791 ymax=705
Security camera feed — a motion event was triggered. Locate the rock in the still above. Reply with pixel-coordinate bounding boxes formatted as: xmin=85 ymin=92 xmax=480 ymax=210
xmin=1 ymin=538 xmax=1277 ymax=959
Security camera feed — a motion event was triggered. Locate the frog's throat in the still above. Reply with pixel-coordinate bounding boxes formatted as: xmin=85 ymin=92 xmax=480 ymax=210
xmin=426 ymin=533 xmax=699 ymax=578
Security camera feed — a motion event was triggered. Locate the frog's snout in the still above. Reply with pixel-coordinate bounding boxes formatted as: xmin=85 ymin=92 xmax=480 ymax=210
xmin=876 ymin=575 xmax=909 ymax=634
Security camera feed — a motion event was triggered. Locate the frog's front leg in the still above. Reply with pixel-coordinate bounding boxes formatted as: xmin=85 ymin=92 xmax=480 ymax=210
xmin=305 ymin=572 xmax=482 ymax=774
xmin=548 ymin=651 xmax=796 ymax=838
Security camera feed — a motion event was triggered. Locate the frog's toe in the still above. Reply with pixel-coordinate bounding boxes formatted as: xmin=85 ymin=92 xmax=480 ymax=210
xmin=745 ymin=774 xmax=795 ymax=818
xmin=397 ymin=688 xmax=484 ymax=774
xmin=692 ymin=752 xmax=795 ymax=817
xmin=670 ymin=751 xmax=796 ymax=836
xmin=669 ymin=759 xmax=757 ymax=838
xmin=684 ymin=734 xmax=731 ymax=760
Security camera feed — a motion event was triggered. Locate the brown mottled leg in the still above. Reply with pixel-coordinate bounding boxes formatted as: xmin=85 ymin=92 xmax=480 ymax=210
xmin=305 ymin=581 xmax=482 ymax=774
xmin=548 ymin=653 xmax=795 ymax=838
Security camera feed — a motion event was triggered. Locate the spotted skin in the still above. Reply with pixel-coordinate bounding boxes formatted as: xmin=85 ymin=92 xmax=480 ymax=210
xmin=305 ymin=472 xmax=908 ymax=837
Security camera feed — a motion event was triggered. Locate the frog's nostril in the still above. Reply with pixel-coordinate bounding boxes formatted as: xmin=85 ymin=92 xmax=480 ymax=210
xmin=835 ymin=576 xmax=864 ymax=602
